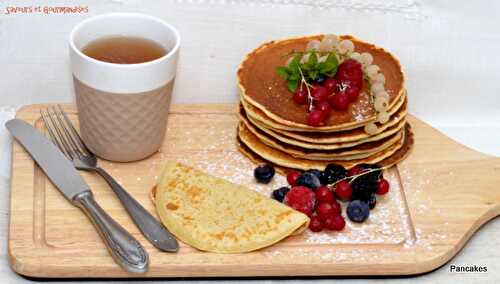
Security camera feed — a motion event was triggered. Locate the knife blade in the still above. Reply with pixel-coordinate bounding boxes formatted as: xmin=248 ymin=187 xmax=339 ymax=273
xmin=6 ymin=119 xmax=149 ymax=273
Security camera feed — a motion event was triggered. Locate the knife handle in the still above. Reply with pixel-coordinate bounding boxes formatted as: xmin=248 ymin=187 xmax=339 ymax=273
xmin=73 ymin=190 xmax=149 ymax=273
xmin=95 ymin=167 xmax=179 ymax=252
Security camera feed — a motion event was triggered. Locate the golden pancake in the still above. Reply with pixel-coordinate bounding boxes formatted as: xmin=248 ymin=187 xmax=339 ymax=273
xmin=154 ymin=162 xmax=310 ymax=253
xmin=249 ymin=96 xmax=407 ymax=144
xmin=239 ymin=119 xmax=404 ymax=160
xmin=237 ymin=124 xmax=414 ymax=173
xmin=240 ymin=103 xmax=407 ymax=150
xmin=237 ymin=35 xmax=405 ymax=131
xmin=242 ymin=91 xmax=406 ymax=133
xmin=237 ymin=122 xmax=406 ymax=170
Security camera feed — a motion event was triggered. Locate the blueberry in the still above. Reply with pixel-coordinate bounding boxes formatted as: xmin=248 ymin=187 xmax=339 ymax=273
xmin=296 ymin=172 xmax=321 ymax=190
xmin=305 ymin=169 xmax=323 ymax=181
xmin=254 ymin=164 xmax=275 ymax=184
xmin=320 ymin=163 xmax=347 ymax=185
xmin=367 ymin=193 xmax=377 ymax=209
xmin=271 ymin=186 xmax=290 ymax=202
xmin=347 ymin=200 xmax=370 ymax=223
xmin=314 ymin=74 xmax=327 ymax=84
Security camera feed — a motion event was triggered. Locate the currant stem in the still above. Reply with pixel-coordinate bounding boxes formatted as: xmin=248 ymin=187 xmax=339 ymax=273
xmin=297 ymin=66 xmax=314 ymax=112
xmin=328 ymin=165 xmax=392 ymax=189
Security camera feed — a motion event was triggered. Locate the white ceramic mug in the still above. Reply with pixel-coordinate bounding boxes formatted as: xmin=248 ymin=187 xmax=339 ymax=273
xmin=69 ymin=13 xmax=180 ymax=162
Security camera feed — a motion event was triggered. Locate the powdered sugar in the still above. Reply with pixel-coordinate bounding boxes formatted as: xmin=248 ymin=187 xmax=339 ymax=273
xmin=113 ymin=112 xmax=443 ymax=262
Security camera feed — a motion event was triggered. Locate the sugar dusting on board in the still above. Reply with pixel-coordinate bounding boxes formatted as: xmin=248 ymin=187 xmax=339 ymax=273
xmin=138 ymin=112 xmax=443 ymax=262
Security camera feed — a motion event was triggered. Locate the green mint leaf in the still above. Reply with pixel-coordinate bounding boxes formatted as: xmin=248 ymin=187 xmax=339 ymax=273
xmin=289 ymin=73 xmax=299 ymax=81
xmin=307 ymin=51 xmax=318 ymax=67
xmin=287 ymin=79 xmax=299 ymax=92
xmin=318 ymin=62 xmax=327 ymax=72
xmin=289 ymin=56 xmax=301 ymax=75
xmin=317 ymin=52 xmax=338 ymax=76
xmin=325 ymin=52 xmax=339 ymax=69
xmin=276 ymin=66 xmax=289 ymax=80
xmin=301 ymin=63 xmax=312 ymax=71
xmin=309 ymin=70 xmax=318 ymax=80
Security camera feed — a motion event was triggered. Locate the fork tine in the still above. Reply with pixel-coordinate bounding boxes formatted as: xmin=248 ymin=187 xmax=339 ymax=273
xmin=46 ymin=106 xmax=76 ymax=160
xmin=40 ymin=109 xmax=69 ymax=158
xmin=57 ymin=104 xmax=90 ymax=155
xmin=52 ymin=106 xmax=85 ymax=159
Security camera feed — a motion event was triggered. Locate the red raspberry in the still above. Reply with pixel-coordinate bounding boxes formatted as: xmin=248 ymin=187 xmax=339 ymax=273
xmin=284 ymin=186 xmax=316 ymax=216
xmin=309 ymin=215 xmax=324 ymax=232
xmin=307 ymin=110 xmax=326 ymax=126
xmin=336 ymin=59 xmax=363 ymax=88
xmin=330 ymin=215 xmax=346 ymax=231
xmin=316 ymin=203 xmax=337 ymax=221
xmin=293 ymin=89 xmax=308 ymax=104
xmin=338 ymin=77 xmax=363 ymax=91
xmin=323 ymin=77 xmax=338 ymax=93
xmin=329 ymin=92 xmax=350 ymax=111
xmin=286 ymin=171 xmax=302 ymax=186
xmin=348 ymin=166 xmax=363 ymax=177
xmin=335 ymin=180 xmax=352 ymax=201
xmin=294 ymin=203 xmax=313 ymax=217
xmin=315 ymin=185 xmax=335 ymax=204
xmin=377 ymin=178 xmax=390 ymax=195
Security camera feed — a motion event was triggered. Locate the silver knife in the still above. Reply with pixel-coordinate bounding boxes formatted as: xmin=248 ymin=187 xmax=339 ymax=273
xmin=6 ymin=119 xmax=148 ymax=273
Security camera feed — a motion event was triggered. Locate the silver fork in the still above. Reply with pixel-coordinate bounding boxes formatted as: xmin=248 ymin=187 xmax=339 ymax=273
xmin=41 ymin=105 xmax=178 ymax=252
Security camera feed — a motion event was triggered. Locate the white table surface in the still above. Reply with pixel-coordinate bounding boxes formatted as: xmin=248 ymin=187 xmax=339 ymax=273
xmin=1 ymin=0 xmax=500 ymax=282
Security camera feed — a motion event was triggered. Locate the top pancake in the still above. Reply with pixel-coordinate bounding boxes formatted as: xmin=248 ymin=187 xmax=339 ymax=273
xmin=237 ymin=35 xmax=405 ymax=131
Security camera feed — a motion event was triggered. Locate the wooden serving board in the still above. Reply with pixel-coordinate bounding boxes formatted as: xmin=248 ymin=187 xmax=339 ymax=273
xmin=8 ymin=104 xmax=500 ymax=278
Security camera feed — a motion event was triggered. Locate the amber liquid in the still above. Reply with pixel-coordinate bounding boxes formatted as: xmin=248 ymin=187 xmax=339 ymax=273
xmin=82 ymin=36 xmax=167 ymax=64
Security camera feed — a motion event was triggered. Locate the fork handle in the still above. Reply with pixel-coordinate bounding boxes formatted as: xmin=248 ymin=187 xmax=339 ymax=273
xmin=73 ymin=190 xmax=148 ymax=273
xmin=95 ymin=167 xmax=179 ymax=252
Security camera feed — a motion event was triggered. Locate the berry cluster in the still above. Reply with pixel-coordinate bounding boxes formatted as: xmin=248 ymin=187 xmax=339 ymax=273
xmin=277 ymin=35 xmax=392 ymax=133
xmin=294 ymin=59 xmax=364 ymax=127
xmin=270 ymin=163 xmax=390 ymax=233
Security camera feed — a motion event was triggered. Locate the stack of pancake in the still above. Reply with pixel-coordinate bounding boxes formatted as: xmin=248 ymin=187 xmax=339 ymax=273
xmin=236 ymin=35 xmax=413 ymax=172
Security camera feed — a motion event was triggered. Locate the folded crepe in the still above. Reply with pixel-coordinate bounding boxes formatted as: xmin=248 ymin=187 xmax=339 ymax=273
xmin=154 ymin=162 xmax=309 ymax=253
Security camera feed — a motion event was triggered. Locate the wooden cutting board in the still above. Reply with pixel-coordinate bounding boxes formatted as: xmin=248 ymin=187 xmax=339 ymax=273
xmin=8 ymin=104 xmax=500 ymax=278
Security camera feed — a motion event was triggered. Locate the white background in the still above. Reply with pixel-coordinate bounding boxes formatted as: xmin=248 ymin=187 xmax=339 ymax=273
xmin=1 ymin=0 xmax=500 ymax=283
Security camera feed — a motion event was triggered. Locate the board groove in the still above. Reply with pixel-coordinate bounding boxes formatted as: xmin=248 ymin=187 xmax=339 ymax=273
xmin=8 ymin=103 xmax=500 ymax=278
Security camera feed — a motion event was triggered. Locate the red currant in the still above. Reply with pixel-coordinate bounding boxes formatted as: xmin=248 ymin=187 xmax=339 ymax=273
xmin=286 ymin=171 xmax=302 ymax=186
xmin=348 ymin=166 xmax=363 ymax=177
xmin=293 ymin=88 xmax=308 ymax=104
xmin=323 ymin=77 xmax=338 ymax=93
xmin=335 ymin=180 xmax=353 ymax=201
xmin=315 ymin=185 xmax=335 ymax=204
xmin=345 ymin=85 xmax=360 ymax=102
xmin=329 ymin=215 xmax=346 ymax=231
xmin=316 ymin=203 xmax=336 ymax=220
xmin=377 ymin=178 xmax=390 ymax=195
xmin=311 ymin=85 xmax=329 ymax=102
xmin=315 ymin=101 xmax=332 ymax=117
xmin=309 ymin=215 xmax=324 ymax=232
xmin=323 ymin=216 xmax=336 ymax=230
xmin=329 ymin=92 xmax=350 ymax=111
xmin=307 ymin=110 xmax=326 ymax=127
xmin=330 ymin=201 xmax=342 ymax=215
